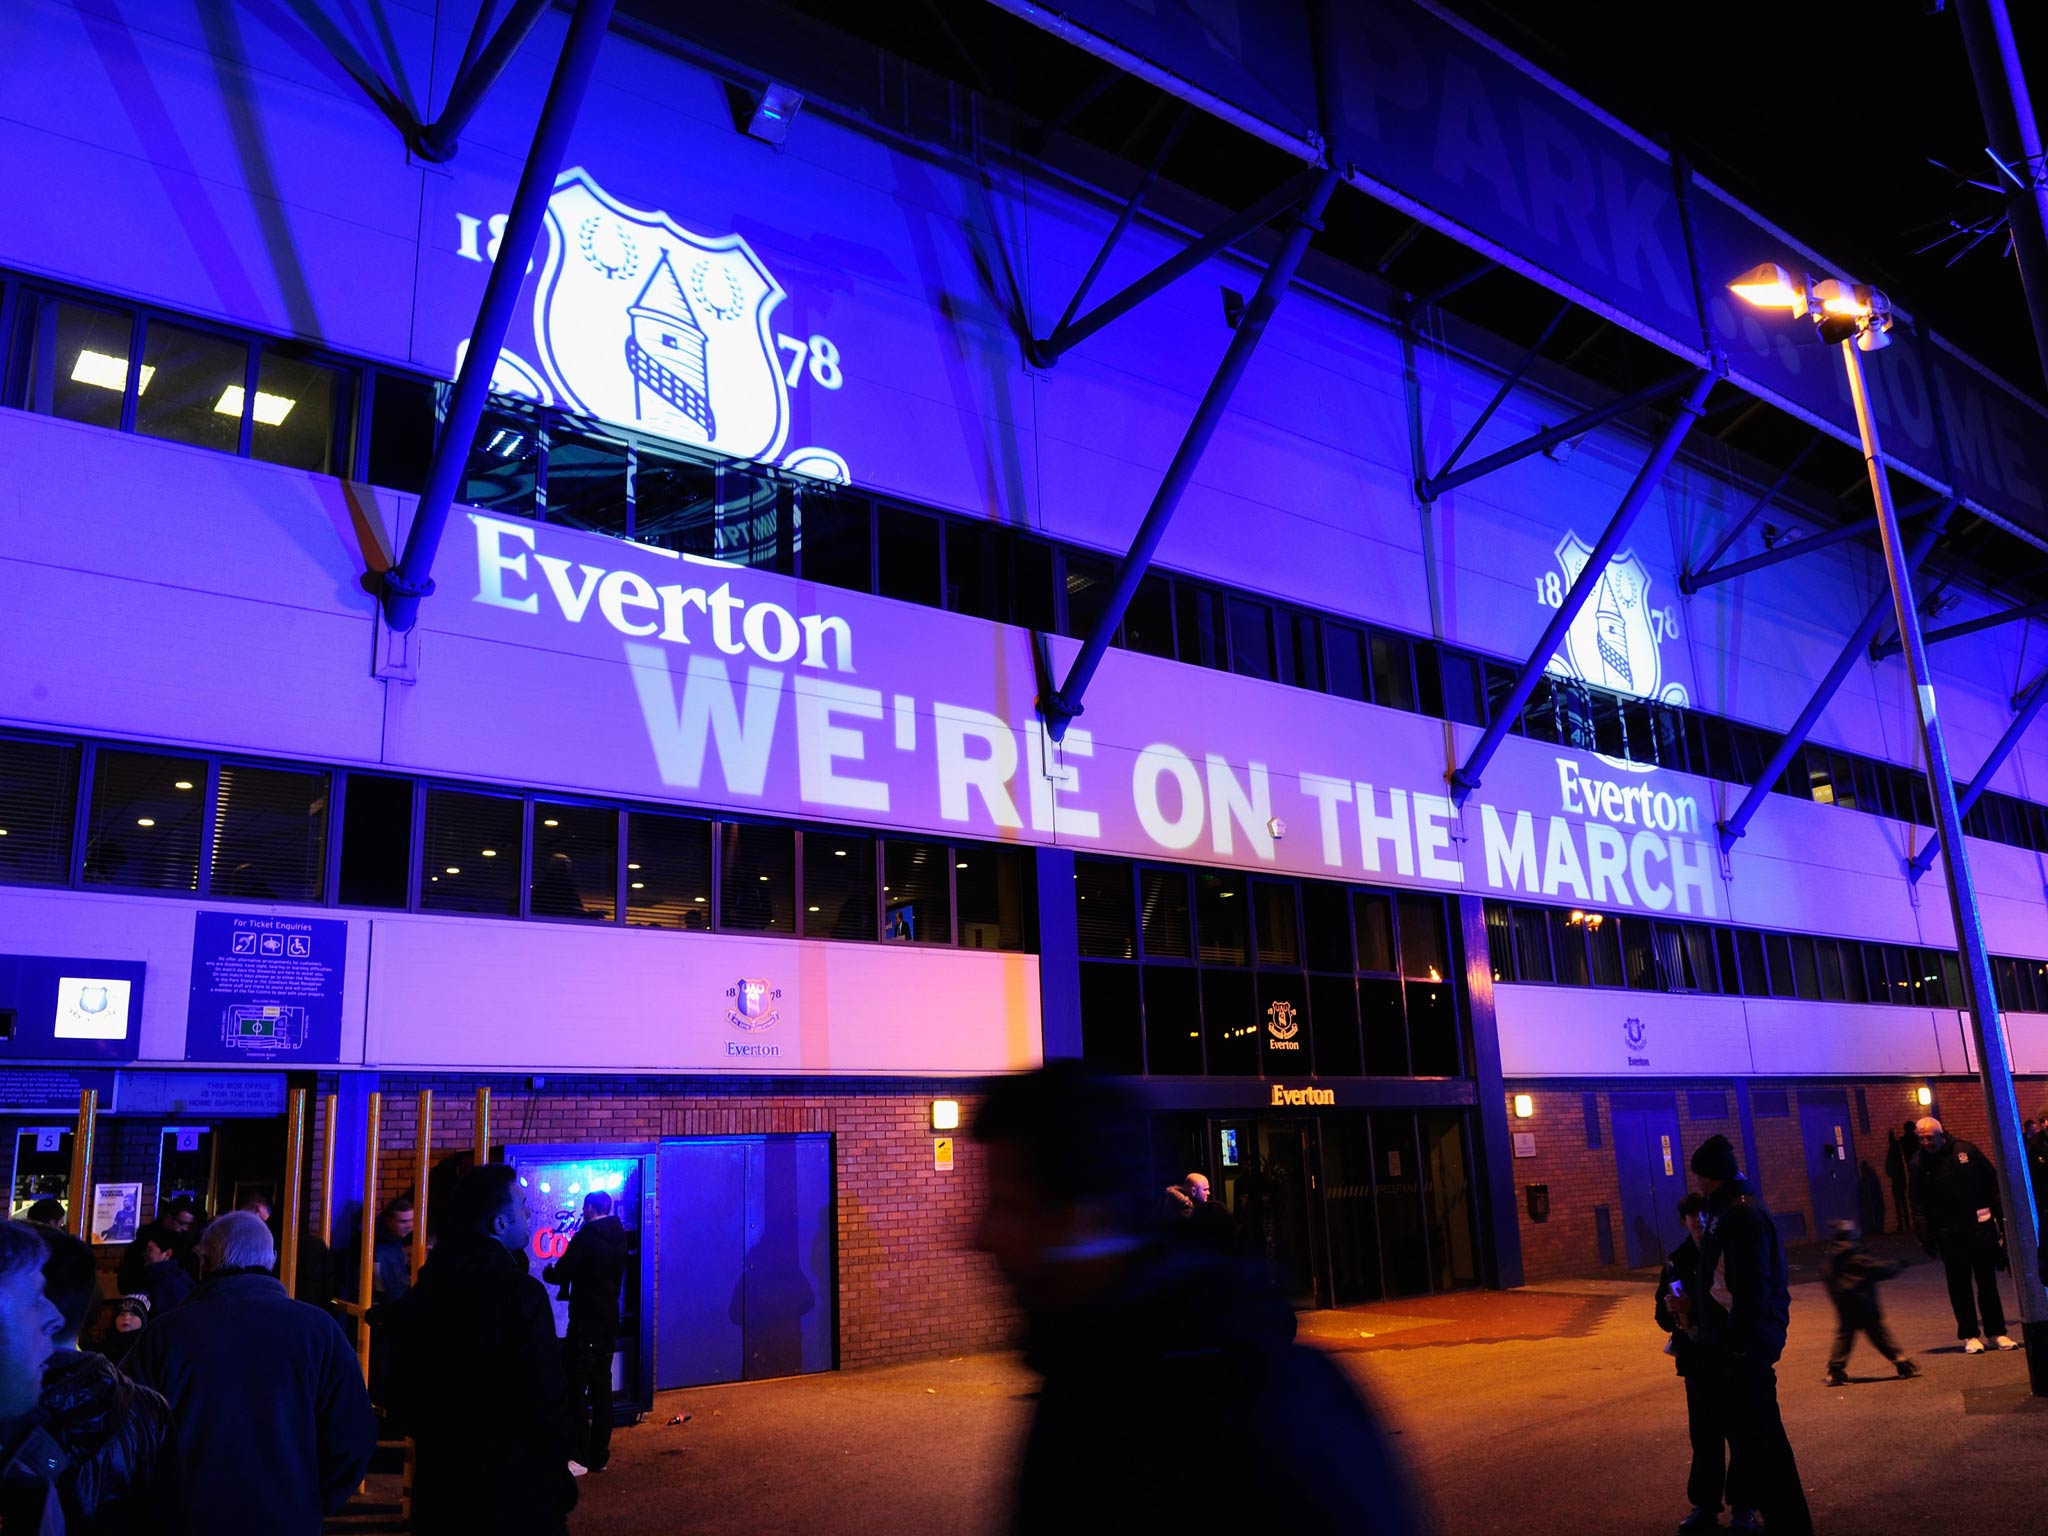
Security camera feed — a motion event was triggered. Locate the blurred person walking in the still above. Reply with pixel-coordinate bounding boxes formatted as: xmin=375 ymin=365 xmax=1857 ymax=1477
xmin=125 ymin=1212 xmax=373 ymax=1535
xmin=973 ymin=1062 xmax=1432 ymax=1535
xmin=1820 ymin=1221 xmax=1915 ymax=1386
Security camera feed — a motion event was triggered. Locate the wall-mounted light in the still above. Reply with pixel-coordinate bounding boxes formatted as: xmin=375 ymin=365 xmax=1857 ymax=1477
xmin=1917 ymin=1085 xmax=1934 ymax=1108
xmin=1513 ymin=1093 xmax=1535 ymax=1119
xmin=744 ymin=82 xmax=804 ymax=146
xmin=931 ymin=1099 xmax=960 ymax=1132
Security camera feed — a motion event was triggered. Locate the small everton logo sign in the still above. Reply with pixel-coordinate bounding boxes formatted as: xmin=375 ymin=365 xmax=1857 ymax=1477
xmin=1266 ymin=999 xmax=1301 ymax=1050
xmin=725 ymin=977 xmax=783 ymax=1033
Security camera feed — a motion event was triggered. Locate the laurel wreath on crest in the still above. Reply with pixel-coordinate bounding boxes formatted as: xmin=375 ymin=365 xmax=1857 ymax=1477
xmin=690 ymin=260 xmax=746 ymax=321
xmin=578 ymin=216 xmax=638 ymax=281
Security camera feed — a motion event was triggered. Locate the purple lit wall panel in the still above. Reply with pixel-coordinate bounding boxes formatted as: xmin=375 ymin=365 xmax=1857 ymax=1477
xmin=1496 ymin=987 xmax=1755 ymax=1079
xmin=1717 ymin=796 xmax=1935 ymax=946
xmin=1741 ymin=1000 xmax=1956 ymax=1079
xmin=1998 ymin=1014 xmax=2048 ymax=1076
xmin=0 ymin=889 xmax=371 ymax=1067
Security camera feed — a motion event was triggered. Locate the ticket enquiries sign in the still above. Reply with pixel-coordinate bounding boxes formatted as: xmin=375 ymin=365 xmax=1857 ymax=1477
xmin=185 ymin=913 xmax=347 ymax=1064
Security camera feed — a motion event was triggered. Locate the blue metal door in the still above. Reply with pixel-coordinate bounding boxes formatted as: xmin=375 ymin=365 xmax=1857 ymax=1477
xmin=656 ymin=1135 xmax=835 ymax=1389
xmin=1611 ymin=1094 xmax=1687 ymax=1268
xmin=1799 ymin=1091 xmax=1859 ymax=1235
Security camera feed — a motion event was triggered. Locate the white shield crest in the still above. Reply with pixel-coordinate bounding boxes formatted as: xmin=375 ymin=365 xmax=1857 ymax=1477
xmin=535 ymin=169 xmax=789 ymax=462
xmin=1551 ymin=533 xmax=1660 ymax=700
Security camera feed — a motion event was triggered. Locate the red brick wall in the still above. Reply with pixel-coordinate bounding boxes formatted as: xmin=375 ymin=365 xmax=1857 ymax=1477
xmin=1503 ymin=1088 xmax=1622 ymax=1281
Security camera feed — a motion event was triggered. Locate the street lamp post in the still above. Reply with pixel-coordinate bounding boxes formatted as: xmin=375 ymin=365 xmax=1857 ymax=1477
xmin=1732 ymin=263 xmax=2048 ymax=1392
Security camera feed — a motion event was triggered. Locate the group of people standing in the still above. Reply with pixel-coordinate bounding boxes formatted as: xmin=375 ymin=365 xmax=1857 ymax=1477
xmin=0 ymin=1168 xmax=630 ymax=1536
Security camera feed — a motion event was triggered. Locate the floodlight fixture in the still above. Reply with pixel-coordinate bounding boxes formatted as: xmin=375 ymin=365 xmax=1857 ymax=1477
xmin=1728 ymin=262 xmax=1893 ymax=350
xmin=745 ymin=82 xmax=804 ymax=146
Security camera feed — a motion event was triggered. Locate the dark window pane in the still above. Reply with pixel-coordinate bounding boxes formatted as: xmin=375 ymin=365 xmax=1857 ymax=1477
xmin=1124 ymin=573 xmax=1175 ymax=659
xmin=1276 ymin=611 xmax=1320 ymax=691
xmin=1359 ymin=977 xmax=1408 ymax=1074
xmin=1817 ymin=939 xmax=1847 ymax=1002
xmin=461 ymin=397 xmax=541 ymax=516
xmin=1715 ymin=928 xmax=1741 ymax=994
xmin=1511 ymin=906 xmax=1555 ymax=983
xmin=1736 ymin=930 xmax=1769 ymax=997
xmin=337 ymin=774 xmax=411 ymax=908
xmin=1859 ymin=943 xmax=1890 ymax=1003
xmin=1704 ymin=718 xmax=1739 ymax=783
xmin=1765 ymin=933 xmax=1795 ymax=997
xmin=802 ymin=831 xmax=875 ymax=940
xmin=956 ymin=844 xmax=1034 ymax=951
xmin=1080 ymin=963 xmax=1143 ymax=1075
xmin=719 ymin=821 xmax=794 ymax=933
xmin=542 ymin=423 xmax=629 ymax=538
xmin=1439 ymin=649 xmax=1486 ymax=727
xmin=83 ymin=749 xmax=204 ymax=890
xmin=876 ymin=506 xmax=941 ymax=607
xmin=1253 ymin=881 xmax=1299 ymax=966
xmin=629 ymin=444 xmax=718 ymax=555
xmin=135 ymin=321 xmax=247 ymax=454
xmin=1175 ymin=585 xmax=1226 ymax=670
xmin=1939 ymin=952 xmax=1962 ymax=1007
xmin=1621 ymin=918 xmax=1659 ymax=990
xmin=1549 ymin=909 xmax=1590 ymax=987
xmin=716 ymin=464 xmax=794 ymax=574
xmin=0 ymin=737 xmax=79 ymax=885
xmin=882 ymin=838 xmax=951 ymax=944
xmin=1143 ymin=966 xmax=1203 ymax=1075
xmin=1138 ymin=867 xmax=1192 ymax=959
xmin=1202 ymin=969 xmax=1258 ymax=1075
xmin=1883 ymin=945 xmax=1912 ymax=1003
xmin=1683 ymin=925 xmax=1721 ymax=993
xmin=1620 ymin=697 xmax=1655 ymax=765
xmin=1994 ymin=956 xmax=2021 ymax=1012
xmin=1789 ymin=936 xmax=1821 ymax=1001
xmin=12 ymin=295 xmax=132 ymax=430
xmin=1398 ymin=894 xmax=1448 ymax=980
xmin=211 ymin=764 xmax=328 ymax=902
xmin=795 ymin=486 xmax=871 ymax=593
xmin=1325 ymin=623 xmax=1368 ymax=702
xmin=1841 ymin=941 xmax=1870 ymax=1004
xmin=1196 ymin=869 xmax=1249 ymax=964
xmin=626 ymin=811 xmax=712 ymax=930
xmin=1408 ymin=980 xmax=1461 ymax=1076
xmin=1062 ymin=551 xmax=1114 ymax=641
xmin=1650 ymin=704 xmax=1687 ymax=771
xmin=1369 ymin=632 xmax=1416 ymax=712
xmin=1257 ymin=972 xmax=1311 ymax=1075
xmin=1227 ymin=597 xmax=1274 ymax=681
xmin=1521 ymin=675 xmax=1562 ymax=744
xmin=1915 ymin=948 xmax=1947 ymax=1008
xmin=530 ymin=802 xmax=616 ymax=920
xmin=1590 ymin=915 xmax=1625 ymax=987
xmin=1302 ymin=883 xmax=1351 ymax=971
xmin=1412 ymin=642 xmax=1444 ymax=718
xmin=251 ymin=350 xmax=350 ymax=473
xmin=367 ymin=372 xmax=435 ymax=494
xmin=1590 ymin=689 xmax=1625 ymax=760
xmin=1309 ymin=973 xmax=1362 ymax=1076
xmin=1484 ymin=902 xmax=1515 ymax=982
xmin=421 ymin=788 xmax=521 ymax=915
xmin=1829 ymin=751 xmax=1858 ymax=811
xmin=1353 ymin=891 xmax=1396 ymax=973
xmin=1010 ymin=540 xmax=1057 ymax=632
xmin=1075 ymin=858 xmax=1136 ymax=958
xmin=944 ymin=522 xmax=1001 ymax=620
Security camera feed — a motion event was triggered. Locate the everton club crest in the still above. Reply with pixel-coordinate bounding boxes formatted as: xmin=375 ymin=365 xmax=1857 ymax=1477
xmin=1266 ymin=999 xmax=1301 ymax=1051
xmin=725 ymin=977 xmax=783 ymax=1033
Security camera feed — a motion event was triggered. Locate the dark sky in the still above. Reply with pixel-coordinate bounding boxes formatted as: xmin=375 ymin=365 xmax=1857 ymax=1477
xmin=1451 ymin=0 xmax=2048 ymax=395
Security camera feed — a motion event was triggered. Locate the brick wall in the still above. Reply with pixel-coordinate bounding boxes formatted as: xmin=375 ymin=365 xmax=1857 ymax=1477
xmin=1503 ymin=1087 xmax=1621 ymax=1281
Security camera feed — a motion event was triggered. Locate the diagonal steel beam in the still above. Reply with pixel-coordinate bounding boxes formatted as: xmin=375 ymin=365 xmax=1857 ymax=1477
xmin=1048 ymin=105 xmax=1189 ymax=342
xmin=1683 ymin=495 xmax=1944 ymax=593
xmin=1717 ymin=502 xmax=1955 ymax=851
xmin=382 ymin=0 xmax=614 ymax=632
xmin=1890 ymin=592 xmax=2048 ymax=653
xmin=1908 ymin=666 xmax=2048 ymax=880
xmin=1683 ymin=431 xmax=1822 ymax=588
xmin=1427 ymin=300 xmax=1572 ymax=489
xmin=1449 ymin=369 xmax=1718 ymax=799
xmin=1042 ymin=168 xmax=1341 ymax=741
xmin=1028 ymin=167 xmax=1325 ymax=367
xmin=1422 ymin=366 xmax=1700 ymax=501
xmin=411 ymin=0 xmax=552 ymax=162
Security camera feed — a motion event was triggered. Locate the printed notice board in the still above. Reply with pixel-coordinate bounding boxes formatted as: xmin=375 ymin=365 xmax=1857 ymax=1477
xmin=185 ymin=912 xmax=346 ymax=1064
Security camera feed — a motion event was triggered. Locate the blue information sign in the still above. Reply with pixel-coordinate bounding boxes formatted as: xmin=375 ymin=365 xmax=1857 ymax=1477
xmin=0 ymin=955 xmax=147 ymax=1064
xmin=185 ymin=912 xmax=346 ymax=1064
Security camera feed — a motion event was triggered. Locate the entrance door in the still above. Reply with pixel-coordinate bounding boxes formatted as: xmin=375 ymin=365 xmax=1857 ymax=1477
xmin=1611 ymin=1094 xmax=1687 ymax=1268
xmin=1212 ymin=1119 xmax=1324 ymax=1307
xmin=1799 ymin=1091 xmax=1860 ymax=1234
xmin=655 ymin=1135 xmax=834 ymax=1389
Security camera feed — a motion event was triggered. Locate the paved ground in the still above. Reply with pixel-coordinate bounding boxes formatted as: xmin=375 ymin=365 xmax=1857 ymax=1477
xmin=341 ymin=1237 xmax=2048 ymax=1534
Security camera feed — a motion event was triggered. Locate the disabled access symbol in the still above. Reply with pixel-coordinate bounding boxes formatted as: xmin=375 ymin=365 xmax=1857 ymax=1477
xmin=286 ymin=935 xmax=311 ymax=958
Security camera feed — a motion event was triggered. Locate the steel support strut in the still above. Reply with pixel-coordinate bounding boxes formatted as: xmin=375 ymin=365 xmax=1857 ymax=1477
xmin=1881 ymin=593 xmax=2048 ymax=657
xmin=1956 ymin=0 xmax=2048 ymax=403
xmin=1041 ymin=167 xmax=1341 ymax=741
xmin=412 ymin=0 xmax=552 ymax=162
xmin=1907 ymin=667 xmax=2048 ymax=880
xmin=1842 ymin=336 xmax=2048 ymax=1387
xmin=1427 ymin=300 xmax=1571 ymax=491
xmin=1685 ymin=496 xmax=1943 ymax=592
xmin=1716 ymin=502 xmax=1955 ymax=851
xmin=381 ymin=0 xmax=614 ymax=633
xmin=1682 ymin=433 xmax=1821 ymax=591
xmin=1422 ymin=367 xmax=1701 ymax=502
xmin=1449 ymin=369 xmax=1717 ymax=798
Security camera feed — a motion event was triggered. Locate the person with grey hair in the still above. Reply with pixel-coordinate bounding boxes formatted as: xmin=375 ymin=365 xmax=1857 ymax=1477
xmin=1909 ymin=1116 xmax=2018 ymax=1352
xmin=126 ymin=1210 xmax=375 ymax=1535
xmin=0 ymin=1222 xmax=67 ymax=1530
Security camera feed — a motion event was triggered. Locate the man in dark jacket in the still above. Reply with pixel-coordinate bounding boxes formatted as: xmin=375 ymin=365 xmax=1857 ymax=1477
xmin=0 ymin=1222 xmax=68 ymax=1536
xmin=379 ymin=1164 xmax=579 ymax=1536
xmin=1655 ymin=1192 xmax=1749 ymax=1532
xmin=974 ymin=1062 xmax=1433 ymax=1536
xmin=542 ymin=1190 xmax=630 ymax=1473
xmin=126 ymin=1212 xmax=374 ymax=1535
xmin=33 ymin=1224 xmax=184 ymax=1535
xmin=1910 ymin=1117 xmax=2018 ymax=1352
xmin=1676 ymin=1135 xmax=1809 ymax=1536
xmin=127 ymin=1227 xmax=194 ymax=1319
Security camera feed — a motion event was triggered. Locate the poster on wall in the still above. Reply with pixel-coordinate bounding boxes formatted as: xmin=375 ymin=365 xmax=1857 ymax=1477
xmin=91 ymin=1183 xmax=142 ymax=1245
xmin=184 ymin=912 xmax=346 ymax=1064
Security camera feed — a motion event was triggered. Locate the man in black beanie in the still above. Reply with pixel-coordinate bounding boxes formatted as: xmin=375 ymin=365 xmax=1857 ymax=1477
xmin=1671 ymin=1133 xmax=1812 ymax=1536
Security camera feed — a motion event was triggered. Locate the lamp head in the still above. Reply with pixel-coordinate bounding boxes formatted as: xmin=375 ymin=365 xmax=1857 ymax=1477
xmin=1813 ymin=278 xmax=1893 ymax=350
xmin=1728 ymin=262 xmax=1813 ymax=317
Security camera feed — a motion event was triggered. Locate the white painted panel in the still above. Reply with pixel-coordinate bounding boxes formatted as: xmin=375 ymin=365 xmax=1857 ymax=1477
xmin=2000 ymin=1011 xmax=2048 ymax=1075
xmin=1494 ymin=983 xmax=1753 ymax=1078
xmin=1741 ymin=999 xmax=1948 ymax=1076
xmin=363 ymin=917 xmax=1041 ymax=1076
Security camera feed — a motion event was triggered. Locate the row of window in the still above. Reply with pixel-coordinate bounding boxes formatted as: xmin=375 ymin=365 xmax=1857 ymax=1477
xmin=0 ymin=734 xmax=1035 ymax=951
xmin=1485 ymin=896 xmax=2048 ymax=1016
xmin=1074 ymin=857 xmax=1464 ymax=1081
xmin=8 ymin=272 xmax=2047 ymax=857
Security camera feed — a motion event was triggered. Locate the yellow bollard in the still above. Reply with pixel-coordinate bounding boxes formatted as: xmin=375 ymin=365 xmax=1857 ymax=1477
xmin=66 ymin=1089 xmax=97 ymax=1240
xmin=280 ymin=1088 xmax=307 ymax=1297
